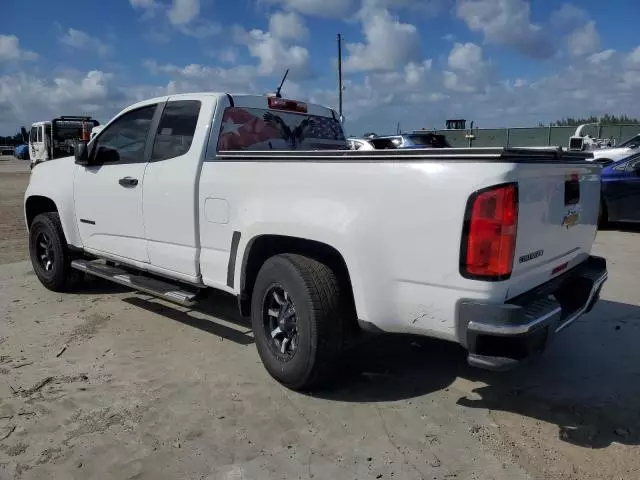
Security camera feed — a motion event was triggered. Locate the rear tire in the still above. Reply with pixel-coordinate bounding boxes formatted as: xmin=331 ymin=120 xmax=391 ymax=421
xmin=29 ymin=212 xmax=81 ymax=292
xmin=251 ymin=254 xmax=348 ymax=390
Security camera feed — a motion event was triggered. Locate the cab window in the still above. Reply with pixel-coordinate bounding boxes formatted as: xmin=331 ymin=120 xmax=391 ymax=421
xmin=151 ymin=100 xmax=201 ymax=161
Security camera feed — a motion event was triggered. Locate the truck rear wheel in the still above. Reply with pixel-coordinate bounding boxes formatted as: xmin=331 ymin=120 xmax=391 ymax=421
xmin=251 ymin=254 xmax=346 ymax=390
xmin=29 ymin=212 xmax=80 ymax=292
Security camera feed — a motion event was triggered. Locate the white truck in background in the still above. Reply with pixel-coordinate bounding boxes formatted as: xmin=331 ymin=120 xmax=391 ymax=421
xmin=24 ymin=92 xmax=607 ymax=390
xmin=21 ymin=116 xmax=99 ymax=169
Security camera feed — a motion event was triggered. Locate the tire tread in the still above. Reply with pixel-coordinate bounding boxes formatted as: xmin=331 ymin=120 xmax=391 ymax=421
xmin=252 ymin=253 xmax=349 ymax=390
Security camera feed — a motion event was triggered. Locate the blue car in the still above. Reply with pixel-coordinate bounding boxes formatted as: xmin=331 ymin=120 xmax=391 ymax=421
xmin=599 ymin=152 xmax=640 ymax=225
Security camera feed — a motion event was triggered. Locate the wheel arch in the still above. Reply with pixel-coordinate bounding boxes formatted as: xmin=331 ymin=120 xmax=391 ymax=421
xmin=237 ymin=234 xmax=359 ymax=320
xmin=24 ymin=194 xmax=82 ymax=248
xmin=25 ymin=195 xmax=58 ymax=229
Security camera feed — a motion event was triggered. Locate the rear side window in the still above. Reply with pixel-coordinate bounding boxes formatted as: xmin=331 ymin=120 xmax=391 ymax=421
xmin=216 ymin=107 xmax=346 ymax=151
xmin=152 ymin=100 xmax=201 ymax=161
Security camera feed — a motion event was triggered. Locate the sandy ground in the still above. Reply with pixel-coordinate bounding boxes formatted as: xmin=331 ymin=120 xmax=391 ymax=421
xmin=0 ymin=157 xmax=29 ymax=266
xmin=0 ymin=155 xmax=639 ymax=480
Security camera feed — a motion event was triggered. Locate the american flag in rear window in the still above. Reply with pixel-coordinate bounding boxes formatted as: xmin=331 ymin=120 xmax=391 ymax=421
xmin=217 ymin=107 xmax=346 ymax=151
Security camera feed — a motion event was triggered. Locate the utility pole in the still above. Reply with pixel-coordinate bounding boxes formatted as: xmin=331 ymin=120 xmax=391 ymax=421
xmin=337 ymin=33 xmax=344 ymax=123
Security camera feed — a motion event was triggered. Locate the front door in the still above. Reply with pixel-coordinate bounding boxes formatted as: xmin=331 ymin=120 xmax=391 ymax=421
xmin=73 ymin=103 xmax=159 ymax=262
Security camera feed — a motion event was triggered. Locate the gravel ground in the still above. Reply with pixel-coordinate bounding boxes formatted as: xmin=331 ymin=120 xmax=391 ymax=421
xmin=0 ymin=155 xmax=638 ymax=480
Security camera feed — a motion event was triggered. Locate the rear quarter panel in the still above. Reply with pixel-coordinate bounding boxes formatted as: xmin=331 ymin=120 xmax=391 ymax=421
xmin=200 ymin=158 xmax=578 ymax=340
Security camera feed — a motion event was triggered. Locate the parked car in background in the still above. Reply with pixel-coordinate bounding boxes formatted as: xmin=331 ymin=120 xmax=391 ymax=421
xmin=14 ymin=144 xmax=30 ymax=160
xmin=599 ymin=152 xmax=640 ymax=225
xmin=348 ymin=133 xmax=450 ymax=150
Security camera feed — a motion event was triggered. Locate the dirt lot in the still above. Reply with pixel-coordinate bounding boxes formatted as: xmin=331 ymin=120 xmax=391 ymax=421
xmin=0 ymin=157 xmax=29 ymax=265
xmin=1 ymin=155 xmax=639 ymax=479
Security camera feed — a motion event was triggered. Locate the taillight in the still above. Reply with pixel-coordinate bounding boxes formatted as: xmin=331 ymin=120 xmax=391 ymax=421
xmin=268 ymin=97 xmax=308 ymax=113
xmin=460 ymin=183 xmax=518 ymax=281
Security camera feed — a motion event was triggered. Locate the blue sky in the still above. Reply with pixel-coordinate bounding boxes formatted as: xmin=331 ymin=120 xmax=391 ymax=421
xmin=2 ymin=0 xmax=640 ymax=136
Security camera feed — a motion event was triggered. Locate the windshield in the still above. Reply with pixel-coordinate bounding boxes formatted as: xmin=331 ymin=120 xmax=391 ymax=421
xmin=617 ymin=134 xmax=640 ymax=148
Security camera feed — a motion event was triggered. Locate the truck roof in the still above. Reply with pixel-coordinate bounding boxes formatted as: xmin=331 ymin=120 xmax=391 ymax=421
xmin=120 ymin=92 xmax=338 ymax=120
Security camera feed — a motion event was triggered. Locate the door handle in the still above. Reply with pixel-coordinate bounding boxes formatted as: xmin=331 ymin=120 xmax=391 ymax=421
xmin=118 ymin=177 xmax=138 ymax=187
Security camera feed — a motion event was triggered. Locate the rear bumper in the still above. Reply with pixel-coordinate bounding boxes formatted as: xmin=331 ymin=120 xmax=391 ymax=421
xmin=456 ymin=255 xmax=607 ymax=370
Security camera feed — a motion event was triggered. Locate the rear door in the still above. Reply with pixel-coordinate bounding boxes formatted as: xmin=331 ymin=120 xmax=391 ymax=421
xmin=506 ymin=161 xmax=602 ymax=298
xmin=74 ymin=103 xmax=159 ymax=262
xmin=142 ymin=96 xmax=210 ymax=280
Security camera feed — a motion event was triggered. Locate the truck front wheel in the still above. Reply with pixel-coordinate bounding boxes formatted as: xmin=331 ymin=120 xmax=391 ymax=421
xmin=251 ymin=254 xmax=346 ymax=390
xmin=29 ymin=212 xmax=80 ymax=292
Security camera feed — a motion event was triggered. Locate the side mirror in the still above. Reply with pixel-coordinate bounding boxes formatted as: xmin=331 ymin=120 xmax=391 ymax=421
xmin=74 ymin=142 xmax=89 ymax=165
xmin=20 ymin=126 xmax=28 ymax=143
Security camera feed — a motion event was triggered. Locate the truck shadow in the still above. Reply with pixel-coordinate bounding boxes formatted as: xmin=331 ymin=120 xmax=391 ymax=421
xmin=99 ymin=281 xmax=640 ymax=449
xmin=122 ymin=291 xmax=254 ymax=346
xmin=601 ymin=222 xmax=640 ymax=233
xmin=313 ymin=299 xmax=640 ymax=449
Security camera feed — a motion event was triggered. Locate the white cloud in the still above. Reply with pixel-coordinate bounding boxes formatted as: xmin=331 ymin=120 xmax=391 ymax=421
xmin=456 ymin=0 xmax=554 ymax=59
xmin=588 ymin=49 xmax=615 ymax=65
xmin=261 ymin=0 xmax=354 ymax=17
xmin=627 ymin=46 xmax=640 ymax=67
xmin=168 ymin=0 xmax=200 ymax=25
xmin=234 ymin=13 xmax=312 ymax=78
xmin=0 ymin=35 xmax=38 ymax=61
xmin=269 ymin=11 xmax=309 ymax=40
xmin=567 ymin=21 xmax=600 ymax=57
xmin=0 ymin=70 xmax=120 ymax=131
xmin=447 ymin=42 xmax=485 ymax=73
xmin=59 ymin=28 xmax=111 ymax=57
xmin=143 ymin=60 xmax=261 ymax=95
xmin=443 ymin=42 xmax=492 ymax=93
xmin=343 ymin=3 xmax=421 ymax=72
xmin=550 ymin=3 xmax=589 ymax=28
xmin=239 ymin=29 xmax=310 ymax=76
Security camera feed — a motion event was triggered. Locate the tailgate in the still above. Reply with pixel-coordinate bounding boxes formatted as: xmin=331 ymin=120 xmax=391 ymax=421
xmin=506 ymin=162 xmax=601 ymax=299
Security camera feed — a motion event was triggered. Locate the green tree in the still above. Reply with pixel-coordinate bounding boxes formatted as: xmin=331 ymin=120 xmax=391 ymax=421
xmin=549 ymin=115 xmax=640 ymax=126
xmin=0 ymin=133 xmax=25 ymax=146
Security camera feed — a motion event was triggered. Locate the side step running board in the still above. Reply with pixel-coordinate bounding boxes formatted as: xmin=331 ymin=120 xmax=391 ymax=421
xmin=71 ymin=259 xmax=199 ymax=307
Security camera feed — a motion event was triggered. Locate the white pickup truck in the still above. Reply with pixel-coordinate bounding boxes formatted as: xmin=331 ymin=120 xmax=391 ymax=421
xmin=24 ymin=92 xmax=608 ymax=389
